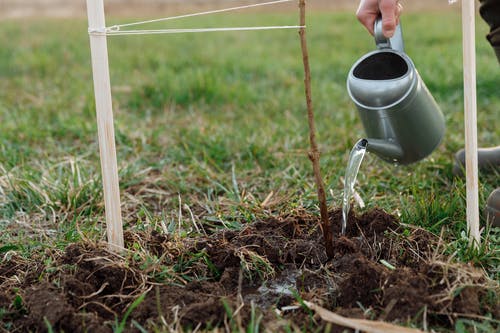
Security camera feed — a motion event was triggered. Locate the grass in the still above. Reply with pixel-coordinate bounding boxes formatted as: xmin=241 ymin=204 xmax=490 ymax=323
xmin=0 ymin=8 xmax=499 ymax=331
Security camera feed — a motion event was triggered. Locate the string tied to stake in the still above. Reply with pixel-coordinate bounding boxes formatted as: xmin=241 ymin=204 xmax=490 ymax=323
xmin=88 ymin=0 xmax=304 ymax=37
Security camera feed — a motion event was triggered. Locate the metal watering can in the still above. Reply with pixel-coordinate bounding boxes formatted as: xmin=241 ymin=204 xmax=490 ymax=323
xmin=347 ymin=18 xmax=445 ymax=165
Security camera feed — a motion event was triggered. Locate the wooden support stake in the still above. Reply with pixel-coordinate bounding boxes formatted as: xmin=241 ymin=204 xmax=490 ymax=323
xmin=86 ymin=0 xmax=124 ymax=251
xmin=461 ymin=0 xmax=480 ymax=248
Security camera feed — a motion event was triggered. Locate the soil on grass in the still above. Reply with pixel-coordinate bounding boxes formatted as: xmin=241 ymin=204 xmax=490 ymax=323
xmin=0 ymin=208 xmax=498 ymax=332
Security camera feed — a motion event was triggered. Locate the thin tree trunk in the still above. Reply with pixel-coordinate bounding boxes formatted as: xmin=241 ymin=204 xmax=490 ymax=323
xmin=298 ymin=0 xmax=334 ymax=258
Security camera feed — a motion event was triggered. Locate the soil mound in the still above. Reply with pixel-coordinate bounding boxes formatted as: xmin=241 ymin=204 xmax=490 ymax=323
xmin=0 ymin=209 xmax=498 ymax=332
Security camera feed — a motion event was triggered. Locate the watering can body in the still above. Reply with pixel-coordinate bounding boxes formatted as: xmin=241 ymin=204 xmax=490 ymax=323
xmin=347 ymin=19 xmax=445 ymax=165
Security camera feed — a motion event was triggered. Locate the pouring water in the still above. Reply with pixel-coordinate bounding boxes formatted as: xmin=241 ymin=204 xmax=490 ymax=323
xmin=341 ymin=138 xmax=368 ymax=235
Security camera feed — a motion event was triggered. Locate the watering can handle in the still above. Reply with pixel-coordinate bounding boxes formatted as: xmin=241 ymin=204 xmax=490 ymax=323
xmin=374 ymin=17 xmax=405 ymax=52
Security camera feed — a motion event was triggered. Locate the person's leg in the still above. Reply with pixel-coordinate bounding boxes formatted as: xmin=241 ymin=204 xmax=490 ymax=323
xmin=453 ymin=0 xmax=500 ymax=226
xmin=479 ymin=0 xmax=500 ymax=62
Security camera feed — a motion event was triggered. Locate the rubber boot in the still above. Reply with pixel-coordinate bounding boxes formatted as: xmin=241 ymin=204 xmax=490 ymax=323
xmin=486 ymin=188 xmax=500 ymax=227
xmin=495 ymin=45 xmax=500 ymax=63
xmin=452 ymin=146 xmax=500 ymax=176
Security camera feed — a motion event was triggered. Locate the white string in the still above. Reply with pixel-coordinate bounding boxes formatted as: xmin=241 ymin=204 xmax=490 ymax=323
xmin=101 ymin=25 xmax=304 ymax=36
xmin=108 ymin=0 xmax=295 ymax=32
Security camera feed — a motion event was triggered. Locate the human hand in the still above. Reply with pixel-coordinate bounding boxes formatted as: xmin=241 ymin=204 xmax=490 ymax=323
xmin=356 ymin=0 xmax=403 ymax=38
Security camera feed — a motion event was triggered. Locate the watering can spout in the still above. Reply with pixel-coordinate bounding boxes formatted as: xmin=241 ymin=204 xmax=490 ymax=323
xmin=365 ymin=138 xmax=404 ymax=163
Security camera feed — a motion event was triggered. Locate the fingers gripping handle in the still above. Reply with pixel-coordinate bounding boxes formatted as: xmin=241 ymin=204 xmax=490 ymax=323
xmin=374 ymin=17 xmax=405 ymax=52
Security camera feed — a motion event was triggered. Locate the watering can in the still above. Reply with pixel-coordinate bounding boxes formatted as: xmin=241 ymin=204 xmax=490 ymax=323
xmin=347 ymin=18 xmax=445 ymax=165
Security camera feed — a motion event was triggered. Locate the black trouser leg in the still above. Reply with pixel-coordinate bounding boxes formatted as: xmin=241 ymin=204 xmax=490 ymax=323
xmin=479 ymin=0 xmax=500 ymax=63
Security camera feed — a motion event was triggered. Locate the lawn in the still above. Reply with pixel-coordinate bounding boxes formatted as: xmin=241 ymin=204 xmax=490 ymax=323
xmin=0 ymin=8 xmax=499 ymax=332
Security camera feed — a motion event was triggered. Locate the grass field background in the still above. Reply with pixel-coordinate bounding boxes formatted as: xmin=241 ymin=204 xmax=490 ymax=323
xmin=0 ymin=0 xmax=456 ymax=19
xmin=0 ymin=8 xmax=498 ymax=283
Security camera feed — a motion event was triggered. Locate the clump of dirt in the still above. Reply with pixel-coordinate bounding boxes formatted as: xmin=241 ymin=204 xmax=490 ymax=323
xmin=0 ymin=208 xmax=498 ymax=332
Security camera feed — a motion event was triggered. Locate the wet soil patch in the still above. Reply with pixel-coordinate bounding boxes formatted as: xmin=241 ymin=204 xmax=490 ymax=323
xmin=0 ymin=209 xmax=498 ymax=332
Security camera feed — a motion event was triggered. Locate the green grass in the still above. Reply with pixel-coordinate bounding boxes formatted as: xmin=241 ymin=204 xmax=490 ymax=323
xmin=0 ymin=9 xmax=499 ymax=330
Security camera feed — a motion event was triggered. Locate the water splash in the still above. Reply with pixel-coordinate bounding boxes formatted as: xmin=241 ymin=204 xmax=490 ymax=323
xmin=244 ymin=268 xmax=300 ymax=309
xmin=342 ymin=138 xmax=368 ymax=235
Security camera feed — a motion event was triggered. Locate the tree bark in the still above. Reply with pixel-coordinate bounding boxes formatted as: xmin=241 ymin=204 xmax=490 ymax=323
xmin=298 ymin=0 xmax=334 ymax=258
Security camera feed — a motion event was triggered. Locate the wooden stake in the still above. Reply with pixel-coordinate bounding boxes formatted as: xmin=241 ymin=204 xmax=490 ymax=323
xmin=86 ymin=0 xmax=124 ymax=251
xmin=461 ymin=0 xmax=480 ymax=248
xmin=298 ymin=0 xmax=334 ymax=258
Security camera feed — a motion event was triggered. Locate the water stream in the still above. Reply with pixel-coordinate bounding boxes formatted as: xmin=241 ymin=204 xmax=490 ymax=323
xmin=341 ymin=138 xmax=368 ymax=235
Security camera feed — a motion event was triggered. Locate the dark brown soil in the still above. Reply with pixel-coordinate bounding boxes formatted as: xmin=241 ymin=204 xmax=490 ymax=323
xmin=0 ymin=209 xmax=498 ymax=332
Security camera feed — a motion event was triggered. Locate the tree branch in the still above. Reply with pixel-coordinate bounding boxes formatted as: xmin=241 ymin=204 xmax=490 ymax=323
xmin=298 ymin=0 xmax=334 ymax=258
